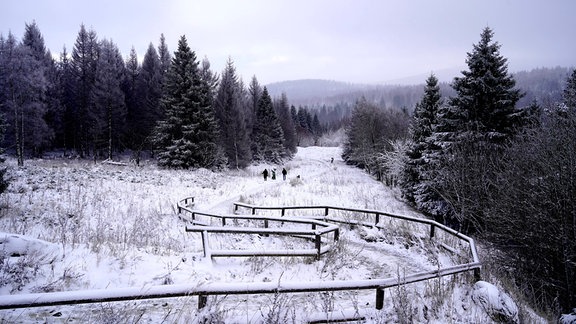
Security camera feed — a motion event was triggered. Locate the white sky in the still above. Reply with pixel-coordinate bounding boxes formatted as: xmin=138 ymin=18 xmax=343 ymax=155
xmin=1 ymin=0 xmax=575 ymax=85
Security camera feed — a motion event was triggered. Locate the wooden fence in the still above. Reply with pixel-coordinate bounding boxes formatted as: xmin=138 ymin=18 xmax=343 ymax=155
xmin=0 ymin=197 xmax=481 ymax=318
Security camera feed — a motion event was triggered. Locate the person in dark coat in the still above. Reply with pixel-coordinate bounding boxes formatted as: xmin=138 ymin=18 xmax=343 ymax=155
xmin=271 ymin=169 xmax=276 ymax=180
xmin=262 ymin=169 xmax=269 ymax=181
xmin=282 ymin=168 xmax=287 ymax=180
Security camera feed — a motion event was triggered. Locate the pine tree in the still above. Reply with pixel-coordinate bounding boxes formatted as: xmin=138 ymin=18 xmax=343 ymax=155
xmin=214 ymin=58 xmax=251 ymax=168
xmin=57 ymin=46 xmax=76 ymax=152
xmin=402 ymin=74 xmax=443 ymax=208
xmin=252 ymin=87 xmax=285 ymax=162
xmin=274 ymin=93 xmax=297 ymax=156
xmin=158 ymin=33 xmax=171 ymax=86
xmin=433 ymin=27 xmax=525 ymax=232
xmin=70 ymin=24 xmax=99 ymax=157
xmin=246 ymin=76 xmax=261 ymax=137
xmin=123 ymin=47 xmax=140 ymax=148
xmin=131 ymin=43 xmax=163 ymax=153
xmin=449 ymin=27 xmax=522 ymax=143
xmin=152 ymin=35 xmax=222 ymax=169
xmin=0 ymin=110 xmax=8 ymax=194
xmin=91 ymin=39 xmax=126 ymax=160
xmin=0 ymin=31 xmax=49 ymax=166
xmin=19 ymin=22 xmax=54 ymax=158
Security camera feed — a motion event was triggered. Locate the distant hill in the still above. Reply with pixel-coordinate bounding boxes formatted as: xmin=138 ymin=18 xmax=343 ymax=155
xmin=266 ymin=66 xmax=573 ymax=109
xmin=266 ymin=79 xmax=371 ymax=105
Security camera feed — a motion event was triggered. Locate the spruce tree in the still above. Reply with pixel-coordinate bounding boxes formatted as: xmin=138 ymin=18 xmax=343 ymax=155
xmin=246 ymin=76 xmax=261 ymax=139
xmin=132 ymin=43 xmax=163 ymax=153
xmin=449 ymin=27 xmax=522 ymax=143
xmin=70 ymin=24 xmax=99 ymax=157
xmin=433 ymin=27 xmax=524 ymax=232
xmin=158 ymin=33 xmax=171 ymax=85
xmin=123 ymin=47 xmax=140 ymax=148
xmin=0 ymin=31 xmax=50 ymax=166
xmin=0 ymin=111 xmax=8 ymax=194
xmin=91 ymin=39 xmax=126 ymax=160
xmin=402 ymin=74 xmax=443 ymax=209
xmin=152 ymin=35 xmax=222 ymax=169
xmin=274 ymin=93 xmax=297 ymax=156
xmin=214 ymin=58 xmax=251 ymax=168
xmin=252 ymin=87 xmax=285 ymax=162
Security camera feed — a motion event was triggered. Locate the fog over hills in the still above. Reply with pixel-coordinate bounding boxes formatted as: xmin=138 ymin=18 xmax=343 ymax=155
xmin=266 ymin=66 xmax=573 ymax=109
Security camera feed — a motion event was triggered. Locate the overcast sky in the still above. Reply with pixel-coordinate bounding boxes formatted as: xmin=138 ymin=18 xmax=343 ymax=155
xmin=1 ymin=0 xmax=575 ymax=85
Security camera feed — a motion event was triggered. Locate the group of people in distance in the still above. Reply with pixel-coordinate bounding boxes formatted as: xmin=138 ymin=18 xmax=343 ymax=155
xmin=262 ymin=157 xmax=333 ymax=181
xmin=262 ymin=167 xmax=287 ymax=181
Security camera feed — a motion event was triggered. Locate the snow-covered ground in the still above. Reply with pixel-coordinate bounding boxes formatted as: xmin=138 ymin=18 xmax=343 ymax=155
xmin=0 ymin=147 xmax=544 ymax=323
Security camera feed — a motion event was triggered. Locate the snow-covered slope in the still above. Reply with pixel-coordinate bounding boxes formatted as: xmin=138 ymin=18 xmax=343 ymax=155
xmin=0 ymin=147 xmax=543 ymax=323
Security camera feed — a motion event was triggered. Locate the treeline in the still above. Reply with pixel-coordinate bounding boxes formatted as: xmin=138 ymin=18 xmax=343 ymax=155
xmin=0 ymin=22 xmax=325 ymax=168
xmin=343 ymin=27 xmax=575 ymax=316
xmin=283 ymin=67 xmax=572 ymax=137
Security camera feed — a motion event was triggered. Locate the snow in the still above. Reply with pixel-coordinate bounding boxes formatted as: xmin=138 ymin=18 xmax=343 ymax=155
xmin=560 ymin=309 xmax=576 ymax=324
xmin=472 ymin=281 xmax=519 ymax=323
xmin=0 ymin=146 xmax=543 ymax=322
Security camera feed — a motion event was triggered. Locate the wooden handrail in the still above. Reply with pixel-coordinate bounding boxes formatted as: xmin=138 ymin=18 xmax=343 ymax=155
xmin=232 ymin=201 xmax=481 ymax=266
xmin=0 ymin=197 xmax=481 ymax=313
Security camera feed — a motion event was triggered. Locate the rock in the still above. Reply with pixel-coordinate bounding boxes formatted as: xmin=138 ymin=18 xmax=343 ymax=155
xmin=472 ymin=280 xmax=519 ymax=323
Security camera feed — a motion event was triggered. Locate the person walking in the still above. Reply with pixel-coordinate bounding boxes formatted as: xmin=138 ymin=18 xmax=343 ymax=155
xmin=271 ymin=169 xmax=276 ymax=180
xmin=262 ymin=169 xmax=269 ymax=181
xmin=282 ymin=168 xmax=287 ymax=180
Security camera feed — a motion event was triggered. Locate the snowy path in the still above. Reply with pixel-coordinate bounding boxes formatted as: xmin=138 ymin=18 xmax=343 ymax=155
xmin=201 ymin=148 xmax=335 ymax=214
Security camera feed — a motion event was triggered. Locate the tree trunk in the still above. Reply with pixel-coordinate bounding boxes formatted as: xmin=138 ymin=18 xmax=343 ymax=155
xmin=108 ymin=104 xmax=112 ymax=160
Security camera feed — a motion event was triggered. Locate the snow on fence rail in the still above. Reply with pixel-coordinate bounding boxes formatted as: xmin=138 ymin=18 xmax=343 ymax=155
xmin=179 ymin=206 xmax=340 ymax=260
xmin=0 ymin=196 xmax=481 ymax=314
xmin=232 ymin=202 xmax=481 ymax=268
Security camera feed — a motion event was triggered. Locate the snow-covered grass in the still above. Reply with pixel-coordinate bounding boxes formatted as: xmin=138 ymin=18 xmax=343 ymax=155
xmin=0 ymin=147 xmax=545 ymax=323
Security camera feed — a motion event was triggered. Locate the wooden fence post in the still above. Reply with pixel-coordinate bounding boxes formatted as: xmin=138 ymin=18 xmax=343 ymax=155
xmin=430 ymin=224 xmax=435 ymax=239
xmin=198 ymin=295 xmax=207 ymax=309
xmin=375 ymin=213 xmax=380 ymax=225
xmin=201 ymin=231 xmax=209 ymax=258
xmin=315 ymin=234 xmax=321 ymax=260
xmin=375 ymin=287 xmax=385 ymax=310
xmin=474 ymin=267 xmax=481 ymax=281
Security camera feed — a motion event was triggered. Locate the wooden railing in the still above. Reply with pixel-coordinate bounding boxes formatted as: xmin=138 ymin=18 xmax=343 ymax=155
xmin=233 ymin=202 xmax=481 ymax=271
xmin=0 ymin=197 xmax=481 ymax=317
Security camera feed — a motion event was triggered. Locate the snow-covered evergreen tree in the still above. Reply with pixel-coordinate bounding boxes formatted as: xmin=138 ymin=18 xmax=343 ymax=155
xmin=449 ymin=27 xmax=522 ymax=143
xmin=252 ymin=87 xmax=285 ymax=163
xmin=91 ymin=39 xmax=126 ymax=160
xmin=432 ymin=27 xmax=524 ymax=232
xmin=402 ymin=74 xmax=444 ymax=214
xmin=158 ymin=33 xmax=171 ymax=86
xmin=214 ymin=58 xmax=252 ymax=168
xmin=129 ymin=43 xmax=163 ymax=153
xmin=152 ymin=35 xmax=222 ymax=169
xmin=0 ymin=107 xmax=7 ymax=193
xmin=0 ymin=30 xmax=51 ymax=166
xmin=274 ymin=93 xmax=297 ymax=156
xmin=70 ymin=24 xmax=99 ymax=157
